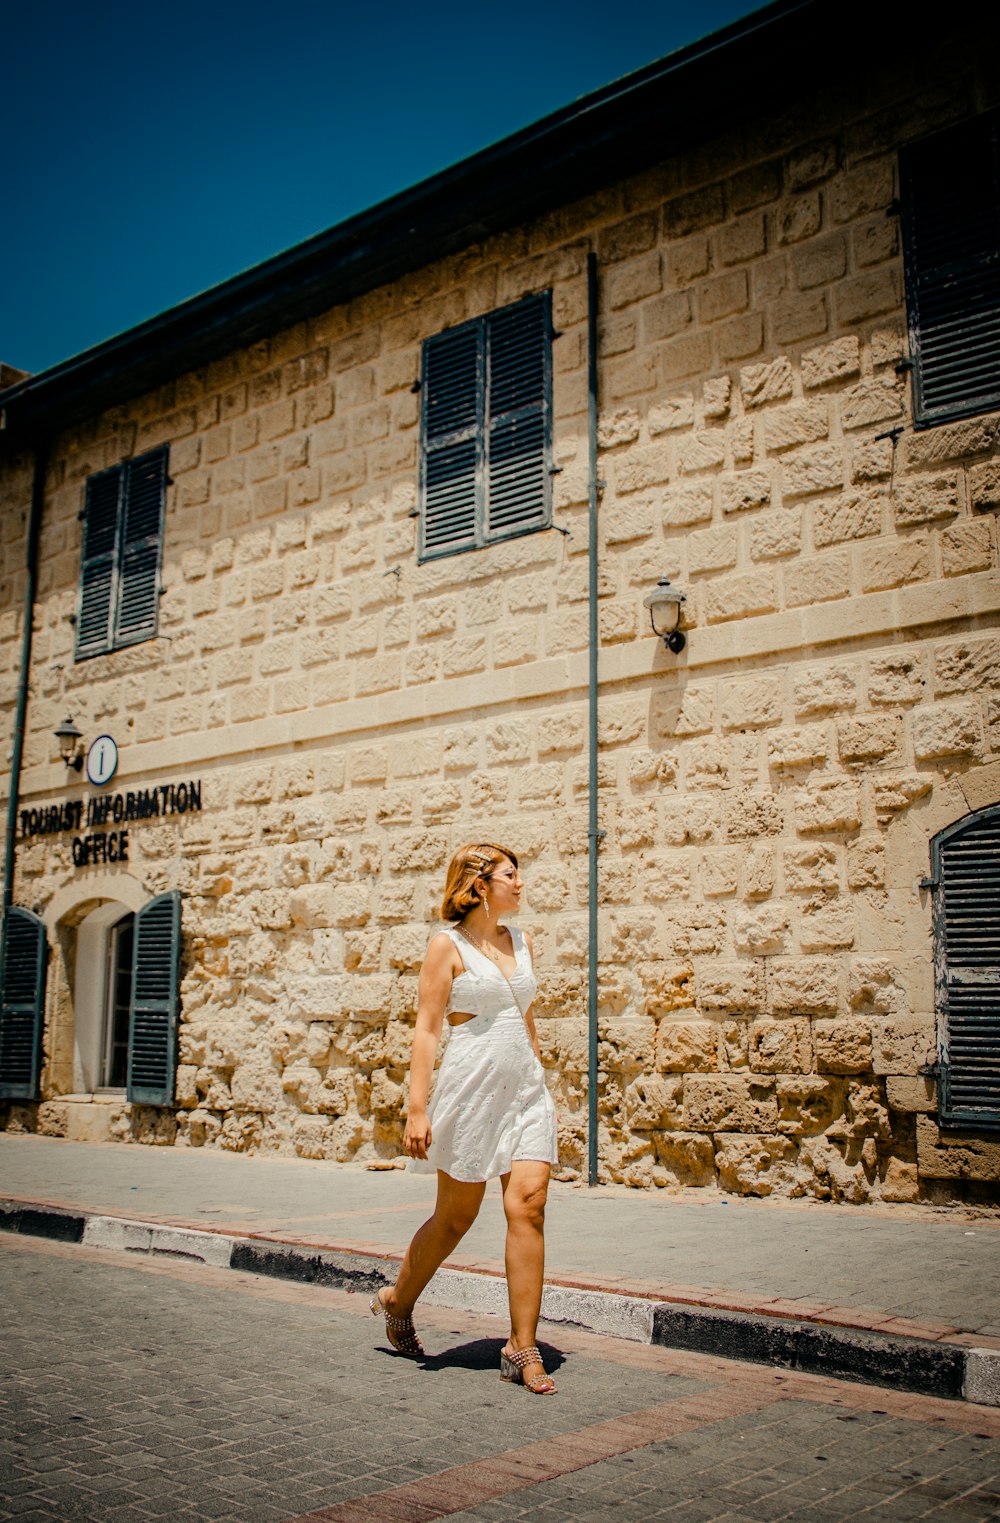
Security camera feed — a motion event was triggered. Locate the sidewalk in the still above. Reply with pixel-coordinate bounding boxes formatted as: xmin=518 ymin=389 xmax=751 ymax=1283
xmin=2 ymin=1132 xmax=999 ymax=1404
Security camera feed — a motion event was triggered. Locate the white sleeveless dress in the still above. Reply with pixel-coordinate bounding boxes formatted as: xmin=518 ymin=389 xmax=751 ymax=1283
xmin=411 ymin=925 xmax=559 ymax=1182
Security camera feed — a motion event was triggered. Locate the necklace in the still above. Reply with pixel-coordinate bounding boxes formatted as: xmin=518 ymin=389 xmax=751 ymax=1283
xmin=456 ymin=923 xmax=512 ymax=967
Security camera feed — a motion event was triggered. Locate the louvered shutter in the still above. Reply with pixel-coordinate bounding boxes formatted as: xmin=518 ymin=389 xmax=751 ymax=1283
xmin=420 ymin=325 xmax=482 ymax=559
xmin=901 ymin=113 xmax=1000 ymax=426
xmin=485 ymin=295 xmax=551 ymax=540
xmin=0 ymin=907 xmax=47 ymax=1100
xmin=76 ymin=468 xmax=122 ymax=658
xmin=419 ymin=295 xmax=551 ymax=561
xmin=932 ymin=806 xmax=1000 ymax=1130
xmin=127 ymin=891 xmax=181 ymax=1106
xmin=115 ymin=450 xmax=166 ymax=646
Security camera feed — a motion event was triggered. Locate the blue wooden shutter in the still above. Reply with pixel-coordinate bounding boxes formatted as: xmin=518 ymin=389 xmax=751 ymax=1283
xmin=932 ymin=806 xmax=1000 ymax=1131
xmin=420 ymin=323 xmax=482 ymax=559
xmin=76 ymin=467 xmax=122 ymax=658
xmin=115 ymin=449 xmax=167 ymax=646
xmin=127 ymin=891 xmax=181 ymax=1106
xmin=0 ymin=907 xmax=47 ymax=1101
xmin=485 ymin=294 xmax=551 ymax=541
xmin=901 ymin=113 xmax=1000 ymax=426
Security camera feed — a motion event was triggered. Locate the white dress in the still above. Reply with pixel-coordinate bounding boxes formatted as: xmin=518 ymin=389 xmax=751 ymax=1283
xmin=411 ymin=925 xmax=559 ymax=1182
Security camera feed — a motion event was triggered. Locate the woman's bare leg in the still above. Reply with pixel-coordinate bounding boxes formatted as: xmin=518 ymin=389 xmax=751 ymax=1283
xmin=380 ymin=1171 xmax=485 ymax=1343
xmin=500 ymin=1160 xmax=554 ymax=1391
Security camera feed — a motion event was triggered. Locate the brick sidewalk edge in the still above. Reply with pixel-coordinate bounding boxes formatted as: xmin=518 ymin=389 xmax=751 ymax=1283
xmin=2 ymin=1196 xmax=998 ymax=1407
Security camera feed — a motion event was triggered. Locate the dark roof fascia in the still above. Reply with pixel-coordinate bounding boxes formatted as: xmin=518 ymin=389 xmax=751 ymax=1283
xmin=1 ymin=0 xmax=848 ymax=450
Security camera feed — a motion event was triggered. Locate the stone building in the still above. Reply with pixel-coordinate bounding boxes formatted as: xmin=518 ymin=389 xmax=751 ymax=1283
xmin=2 ymin=0 xmax=999 ymax=1202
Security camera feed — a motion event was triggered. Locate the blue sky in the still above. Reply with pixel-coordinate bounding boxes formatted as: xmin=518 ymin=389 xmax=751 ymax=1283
xmin=4 ymin=1 xmax=760 ymax=376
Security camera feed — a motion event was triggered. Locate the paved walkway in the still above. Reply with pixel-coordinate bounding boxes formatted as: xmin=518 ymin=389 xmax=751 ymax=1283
xmin=2 ymin=1133 xmax=998 ymax=1343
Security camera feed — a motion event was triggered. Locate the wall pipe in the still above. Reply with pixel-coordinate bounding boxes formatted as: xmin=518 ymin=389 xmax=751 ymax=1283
xmin=586 ymin=252 xmax=601 ymax=1187
xmin=2 ymin=442 xmax=47 ymax=917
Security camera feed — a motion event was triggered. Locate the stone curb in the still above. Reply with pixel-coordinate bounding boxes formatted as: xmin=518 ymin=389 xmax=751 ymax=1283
xmin=2 ymin=1197 xmax=997 ymax=1407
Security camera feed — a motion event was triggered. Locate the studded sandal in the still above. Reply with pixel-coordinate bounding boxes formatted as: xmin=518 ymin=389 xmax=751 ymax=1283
xmin=370 ymin=1288 xmax=424 ymax=1358
xmin=499 ymin=1343 xmax=556 ymax=1394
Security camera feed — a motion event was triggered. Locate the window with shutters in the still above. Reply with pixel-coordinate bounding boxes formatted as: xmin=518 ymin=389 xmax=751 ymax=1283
xmin=419 ymin=294 xmax=553 ymax=561
xmin=76 ymin=447 xmax=168 ymax=659
xmin=127 ymin=891 xmax=182 ymax=1107
xmin=900 ymin=112 xmax=1000 ymax=427
xmin=0 ymin=907 xmax=47 ymax=1101
xmin=930 ymin=805 xmax=1000 ymax=1132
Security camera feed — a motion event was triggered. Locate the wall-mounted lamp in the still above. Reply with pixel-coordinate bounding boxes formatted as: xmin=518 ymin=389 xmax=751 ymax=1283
xmin=54 ymin=717 xmax=83 ymax=771
xmin=643 ymin=577 xmax=687 ymax=653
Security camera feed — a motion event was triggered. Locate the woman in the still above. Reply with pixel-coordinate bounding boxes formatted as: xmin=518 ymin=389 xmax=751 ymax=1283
xmin=370 ymin=842 xmax=559 ymax=1394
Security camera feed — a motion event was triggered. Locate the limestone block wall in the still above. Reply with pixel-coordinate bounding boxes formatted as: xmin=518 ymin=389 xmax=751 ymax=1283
xmin=2 ymin=43 xmax=999 ymax=1200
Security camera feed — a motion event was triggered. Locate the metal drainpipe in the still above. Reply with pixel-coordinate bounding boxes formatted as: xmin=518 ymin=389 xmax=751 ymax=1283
xmin=586 ymin=252 xmax=601 ymax=1187
xmin=2 ymin=441 xmax=47 ymax=918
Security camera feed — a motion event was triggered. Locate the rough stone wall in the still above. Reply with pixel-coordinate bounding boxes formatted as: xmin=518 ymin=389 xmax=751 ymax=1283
xmin=2 ymin=45 xmax=999 ymax=1200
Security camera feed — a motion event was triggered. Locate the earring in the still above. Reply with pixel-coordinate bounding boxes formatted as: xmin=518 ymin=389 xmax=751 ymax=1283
xmin=482 ymin=892 xmax=490 ymax=920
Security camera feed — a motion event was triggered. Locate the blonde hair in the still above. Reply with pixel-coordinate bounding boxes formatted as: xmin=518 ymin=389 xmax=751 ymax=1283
xmin=440 ymin=841 xmax=518 ymax=922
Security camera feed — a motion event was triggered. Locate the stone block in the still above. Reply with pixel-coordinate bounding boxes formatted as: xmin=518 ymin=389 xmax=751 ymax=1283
xmin=720 ymin=676 xmax=784 ymax=731
xmin=837 ymin=715 xmax=901 ymax=764
xmin=623 ymin=1073 xmax=685 ymax=1130
xmin=762 ymin=402 xmax=829 ymax=454
xmin=871 ymin=774 xmax=932 ymax=819
xmin=814 ymin=490 xmax=883 ymax=547
xmin=720 ymin=470 xmax=771 ymax=515
xmin=748 ymin=1017 xmax=809 ymax=1078
xmin=934 ymin=636 xmax=1000 ymax=695
xmin=781 ymin=446 xmax=844 ymax=499
xmin=783 ymin=844 xmax=840 ymax=894
xmin=800 ymin=337 xmax=860 ymax=392
xmin=653 ymin=1132 xmax=717 ymax=1186
xmin=662 ymin=183 xmax=726 ymax=237
xmin=608 ymin=253 xmax=663 ymax=310
xmin=886 ymin=1076 xmax=937 ymax=1113
xmin=799 ymin=900 xmax=855 ymax=952
xmin=750 ymin=509 xmax=802 ymax=559
xmin=879 ymin=1157 xmax=919 ymax=1203
xmin=698 ymin=269 xmax=749 ymax=323
xmin=598 ymin=408 xmax=641 ymax=448
xmin=714 ymin=1134 xmax=796 ymax=1195
xmin=697 ymin=962 xmax=763 ymax=1013
xmin=655 ymin=1020 xmax=718 ymax=1073
xmin=969 ymin=460 xmax=1000 ymax=513
xmin=778 ymin=192 xmax=822 ymax=245
xmin=940 ymin=520 xmax=993 ymax=577
xmin=701 ymin=848 xmax=740 ymax=897
xmin=871 ymin=1015 xmax=934 ymax=1075
xmin=703 ymin=375 xmax=732 ymax=418
xmin=772 ymin=291 xmax=829 ymax=344
xmin=768 ymin=958 xmax=839 ymax=1014
xmin=703 ymin=570 xmax=777 ymax=624
xmin=684 ymin=1074 xmax=778 ymax=1132
xmin=911 ymin=701 xmax=981 ymax=761
xmin=794 ymin=778 xmax=861 ymax=836
xmin=793 ymin=233 xmax=847 ymax=290
xmin=734 ymin=907 xmax=790 ymax=956
xmin=894 ymin=472 xmax=963 ymax=526
xmin=776 ymin=1075 xmax=846 ymax=1137
xmin=841 ymin=378 xmax=904 ymax=432
xmin=678 ymin=431 xmax=726 ymax=475
xmin=724 ymin=788 xmax=784 ymax=840
xmin=687 ymin=530 xmax=742 ymax=591
xmin=643 ymin=291 xmax=693 ymax=343
xmin=767 ymin=724 xmax=829 ymax=770
xmin=846 ymin=837 xmax=885 ymax=889
xmin=663 ymin=481 xmax=714 ymax=526
xmin=784 ymin=550 xmax=851 ymax=607
xmin=792 ymin=663 xmax=858 ymax=716
xmin=740 ymin=357 xmax=793 ymax=409
xmin=836 ymin=269 xmax=900 ymax=325
xmin=814 ymin=1018 xmax=872 ymax=1073
xmin=916 ymin=1116 xmax=1000 ymax=1181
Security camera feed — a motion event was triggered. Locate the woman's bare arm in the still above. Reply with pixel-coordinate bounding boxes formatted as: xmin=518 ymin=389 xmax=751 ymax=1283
xmin=403 ymin=932 xmax=460 ymax=1159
